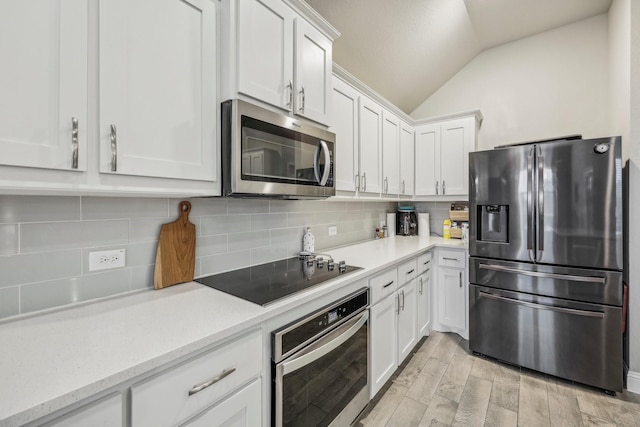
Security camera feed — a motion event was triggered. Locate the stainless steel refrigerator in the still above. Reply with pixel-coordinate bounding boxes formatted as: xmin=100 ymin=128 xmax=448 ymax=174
xmin=469 ymin=136 xmax=624 ymax=393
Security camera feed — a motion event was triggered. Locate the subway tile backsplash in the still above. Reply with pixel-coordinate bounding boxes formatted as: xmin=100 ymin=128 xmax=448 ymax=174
xmin=0 ymin=195 xmax=452 ymax=321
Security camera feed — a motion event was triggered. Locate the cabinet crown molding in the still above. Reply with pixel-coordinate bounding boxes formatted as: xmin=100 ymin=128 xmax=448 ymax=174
xmin=285 ymin=0 xmax=341 ymax=40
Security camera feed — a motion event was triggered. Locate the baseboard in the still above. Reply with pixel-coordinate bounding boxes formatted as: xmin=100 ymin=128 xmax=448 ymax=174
xmin=627 ymin=370 xmax=640 ymax=393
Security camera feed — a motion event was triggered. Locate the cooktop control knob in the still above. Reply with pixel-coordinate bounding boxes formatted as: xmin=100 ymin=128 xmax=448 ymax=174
xmin=339 ymin=261 xmax=346 ymax=273
xmin=327 ymin=260 xmax=335 ymax=271
xmin=316 ymin=257 xmax=324 ymax=268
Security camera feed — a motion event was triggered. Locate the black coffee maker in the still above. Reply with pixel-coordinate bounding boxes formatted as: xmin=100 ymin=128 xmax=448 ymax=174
xmin=396 ymin=207 xmax=418 ymax=236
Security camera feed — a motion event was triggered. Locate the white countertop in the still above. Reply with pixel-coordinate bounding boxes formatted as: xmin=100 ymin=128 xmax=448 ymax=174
xmin=0 ymin=236 xmax=466 ymax=426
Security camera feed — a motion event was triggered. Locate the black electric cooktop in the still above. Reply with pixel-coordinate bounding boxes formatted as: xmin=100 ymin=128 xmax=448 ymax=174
xmin=195 ymin=257 xmax=362 ymax=306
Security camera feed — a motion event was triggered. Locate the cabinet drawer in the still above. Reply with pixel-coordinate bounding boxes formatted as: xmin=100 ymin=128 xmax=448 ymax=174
xmin=438 ymin=250 xmax=466 ymax=269
xmin=131 ymin=329 xmax=262 ymax=427
xmin=370 ymin=268 xmax=398 ymax=305
xmin=417 ymin=252 xmax=432 ymax=275
xmin=398 ymin=258 xmax=418 ymax=285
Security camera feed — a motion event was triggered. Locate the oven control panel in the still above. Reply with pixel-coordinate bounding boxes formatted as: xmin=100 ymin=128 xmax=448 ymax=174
xmin=273 ymin=288 xmax=368 ymax=361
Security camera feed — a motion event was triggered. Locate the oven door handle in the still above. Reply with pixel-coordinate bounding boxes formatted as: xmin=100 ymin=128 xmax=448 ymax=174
xmin=280 ymin=310 xmax=368 ymax=375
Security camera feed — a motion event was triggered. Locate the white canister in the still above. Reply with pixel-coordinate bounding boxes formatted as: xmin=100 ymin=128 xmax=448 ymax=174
xmin=302 ymin=227 xmax=315 ymax=253
xmin=418 ymin=213 xmax=430 ymax=237
xmin=386 ymin=213 xmax=396 ymax=236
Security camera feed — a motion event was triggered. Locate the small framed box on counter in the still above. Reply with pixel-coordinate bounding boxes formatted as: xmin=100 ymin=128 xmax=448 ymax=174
xmin=449 ymin=201 xmax=469 ymax=239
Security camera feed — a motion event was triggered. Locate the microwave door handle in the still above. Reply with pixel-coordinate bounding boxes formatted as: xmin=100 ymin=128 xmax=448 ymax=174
xmin=314 ymin=141 xmax=331 ymax=186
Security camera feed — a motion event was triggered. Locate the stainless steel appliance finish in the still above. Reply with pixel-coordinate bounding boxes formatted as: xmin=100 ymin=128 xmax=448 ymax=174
xmin=221 ymin=99 xmax=336 ymax=199
xmin=469 ymin=136 xmax=624 ymax=392
xmin=273 ymin=288 xmax=369 ymax=427
xmin=396 ymin=207 xmax=418 ymax=236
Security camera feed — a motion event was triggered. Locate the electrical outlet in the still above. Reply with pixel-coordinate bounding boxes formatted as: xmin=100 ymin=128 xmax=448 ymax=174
xmin=328 ymin=225 xmax=337 ymax=236
xmin=89 ymin=249 xmax=126 ymax=271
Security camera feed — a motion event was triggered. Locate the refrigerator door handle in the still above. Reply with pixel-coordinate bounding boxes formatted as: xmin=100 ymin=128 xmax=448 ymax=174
xmin=478 ymin=291 xmax=604 ymax=318
xmin=527 ymin=147 xmax=535 ymax=262
xmin=478 ymin=263 xmax=606 ymax=284
xmin=537 ymin=148 xmax=544 ymax=259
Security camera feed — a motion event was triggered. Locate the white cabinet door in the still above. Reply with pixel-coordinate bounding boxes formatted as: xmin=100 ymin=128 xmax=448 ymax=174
xmin=399 ymin=123 xmax=414 ymax=197
xmin=397 ymin=280 xmax=417 ymax=364
xmin=381 ymin=111 xmax=400 ymax=197
xmin=237 ymin=0 xmax=294 ymax=111
xmin=440 ymin=118 xmax=474 ymax=196
xmin=370 ymin=293 xmax=397 ymax=398
xmin=48 ymin=394 xmax=122 ymax=427
xmin=294 ymin=18 xmax=332 ymax=124
xmin=417 ymin=271 xmax=431 ymax=338
xmin=331 ymin=77 xmax=359 ymax=192
xmin=438 ymin=267 xmax=466 ymax=331
xmin=0 ymin=0 xmax=87 ymax=172
xmin=185 ymin=379 xmax=262 ymax=427
xmin=358 ymin=96 xmax=382 ymax=195
xmin=414 ymin=124 xmax=440 ymax=196
xmin=99 ymin=0 xmax=217 ymax=182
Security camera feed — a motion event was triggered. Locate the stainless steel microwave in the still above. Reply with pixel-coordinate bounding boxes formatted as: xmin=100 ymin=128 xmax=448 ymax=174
xmin=221 ymin=99 xmax=336 ymax=199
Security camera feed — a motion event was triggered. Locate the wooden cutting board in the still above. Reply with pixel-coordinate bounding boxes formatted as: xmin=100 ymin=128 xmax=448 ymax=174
xmin=154 ymin=201 xmax=196 ymax=289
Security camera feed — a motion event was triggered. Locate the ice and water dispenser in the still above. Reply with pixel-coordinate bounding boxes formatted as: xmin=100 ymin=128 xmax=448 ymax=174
xmin=477 ymin=205 xmax=509 ymax=243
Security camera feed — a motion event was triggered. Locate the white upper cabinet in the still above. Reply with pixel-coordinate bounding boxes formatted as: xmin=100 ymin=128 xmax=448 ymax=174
xmin=0 ymin=0 xmax=88 ymax=173
xmin=399 ymin=122 xmax=415 ymax=198
xmin=0 ymin=0 xmax=220 ymax=196
xmin=294 ymin=18 xmax=332 ymax=124
xmin=234 ymin=0 xmax=334 ymax=125
xmin=237 ymin=0 xmax=294 ymax=110
xmin=415 ymin=116 xmax=478 ymax=197
xmin=358 ymin=96 xmax=383 ymax=195
xmin=99 ymin=0 xmax=217 ymax=182
xmin=331 ymin=77 xmax=360 ymax=192
xmin=381 ymin=111 xmax=400 ymax=197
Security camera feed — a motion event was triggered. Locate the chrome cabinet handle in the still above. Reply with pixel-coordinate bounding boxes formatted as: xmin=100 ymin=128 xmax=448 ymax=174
xmin=110 ymin=124 xmax=117 ymax=172
xmin=478 ymin=291 xmax=604 ymax=318
xmin=459 ymin=272 xmax=462 ymax=287
xmin=383 ymin=280 xmax=394 ymax=289
xmin=443 ymin=180 xmax=446 ymax=194
xmin=286 ymin=80 xmax=293 ymax=110
xmin=443 ymin=257 xmax=460 ymax=261
xmin=436 ymin=181 xmax=439 ymax=195
xmin=188 ymin=367 xmax=236 ymax=396
xmin=355 ymin=174 xmax=360 ymax=191
xmin=384 ymin=177 xmax=389 ymax=193
xmin=396 ymin=293 xmax=400 ymax=314
xmin=362 ymin=172 xmax=367 ymax=192
xmin=299 ymin=86 xmax=305 ymax=113
xmin=419 ymin=277 xmax=423 ymax=295
xmin=401 ymin=290 xmax=405 ymax=310
xmin=402 ymin=180 xmax=406 ymax=194
xmin=71 ymin=117 xmax=79 ymax=169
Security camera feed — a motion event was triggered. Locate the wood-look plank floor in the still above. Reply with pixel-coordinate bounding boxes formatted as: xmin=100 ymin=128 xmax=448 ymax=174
xmin=357 ymin=331 xmax=640 ymax=427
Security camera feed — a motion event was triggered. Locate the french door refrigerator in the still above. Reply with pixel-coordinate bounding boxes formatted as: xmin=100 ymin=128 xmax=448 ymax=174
xmin=469 ymin=136 xmax=624 ymax=393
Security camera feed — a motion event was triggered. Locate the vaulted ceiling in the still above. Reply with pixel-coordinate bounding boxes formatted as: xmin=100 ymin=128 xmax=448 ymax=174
xmin=306 ymin=0 xmax=613 ymax=114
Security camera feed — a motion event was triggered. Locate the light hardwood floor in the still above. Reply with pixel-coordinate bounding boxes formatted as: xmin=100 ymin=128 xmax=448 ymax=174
xmin=357 ymin=331 xmax=640 ymax=427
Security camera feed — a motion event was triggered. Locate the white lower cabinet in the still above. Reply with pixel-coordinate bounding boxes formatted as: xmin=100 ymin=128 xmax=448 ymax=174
xmin=47 ymin=394 xmax=122 ymax=427
xmin=184 ymin=379 xmax=262 ymax=427
xmin=435 ymin=248 xmax=468 ymax=339
xmin=131 ymin=329 xmax=262 ymax=427
xmin=369 ymin=259 xmax=419 ymax=398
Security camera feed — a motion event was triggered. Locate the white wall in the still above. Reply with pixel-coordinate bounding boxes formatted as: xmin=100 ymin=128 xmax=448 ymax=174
xmin=410 ymin=14 xmax=610 ymax=151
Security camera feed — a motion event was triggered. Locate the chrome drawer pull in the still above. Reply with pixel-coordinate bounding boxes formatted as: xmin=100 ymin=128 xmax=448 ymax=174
xmin=443 ymin=257 xmax=460 ymax=262
xmin=424 ymin=260 xmax=431 ymax=265
xmin=478 ymin=291 xmax=604 ymax=318
xmin=478 ymin=263 xmax=605 ymax=284
xmin=406 ymin=269 xmax=415 ymax=275
xmin=383 ymin=281 xmax=394 ymax=289
xmin=188 ymin=367 xmax=236 ymax=396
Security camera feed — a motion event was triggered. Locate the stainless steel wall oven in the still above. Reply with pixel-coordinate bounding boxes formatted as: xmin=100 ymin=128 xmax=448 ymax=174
xmin=272 ymin=288 xmax=369 ymax=426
